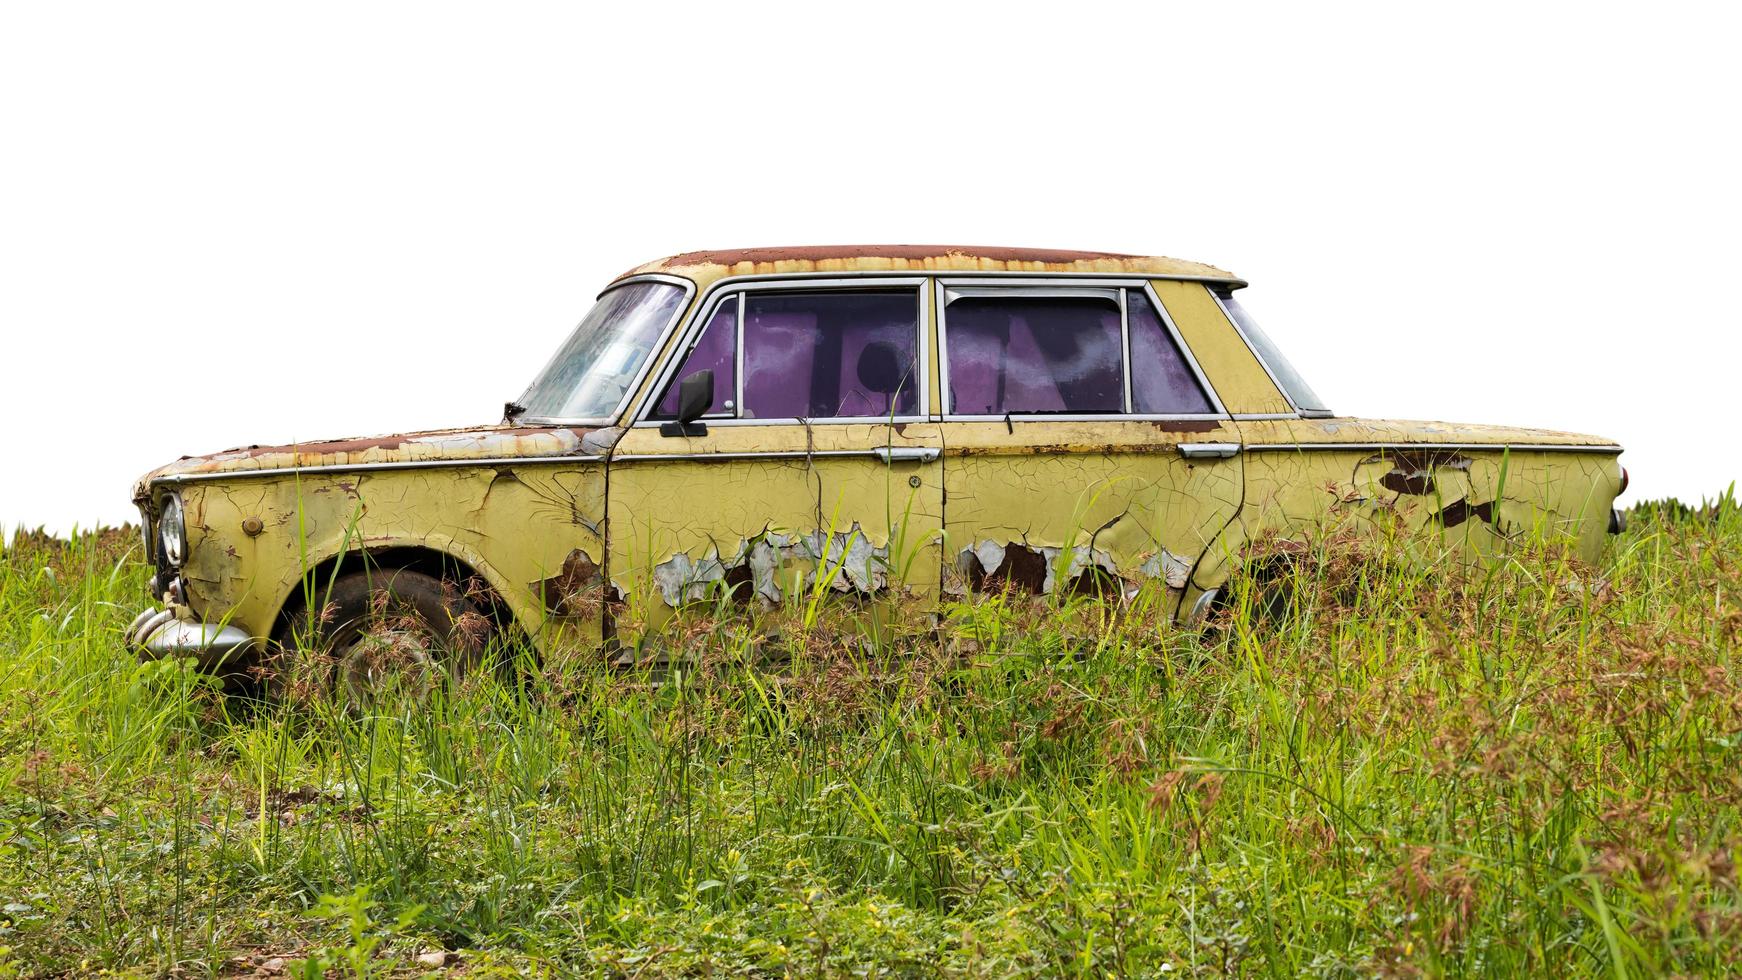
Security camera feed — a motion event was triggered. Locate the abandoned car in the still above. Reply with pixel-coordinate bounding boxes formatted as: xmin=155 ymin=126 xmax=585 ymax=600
xmin=127 ymin=245 xmax=1627 ymax=677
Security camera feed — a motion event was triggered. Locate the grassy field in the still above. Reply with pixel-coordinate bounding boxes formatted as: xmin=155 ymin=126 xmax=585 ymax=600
xmin=1 ymin=500 xmax=1739 ymax=977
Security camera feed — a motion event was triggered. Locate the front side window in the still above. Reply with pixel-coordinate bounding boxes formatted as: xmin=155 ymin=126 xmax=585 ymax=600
xmin=519 ymin=281 xmax=688 ymax=420
xmin=1213 ymin=287 xmax=1330 ymax=416
xmin=943 ymin=287 xmax=1216 ymax=416
xmin=655 ymin=288 xmax=921 ymax=420
xmin=946 ymin=294 xmax=1124 ymax=414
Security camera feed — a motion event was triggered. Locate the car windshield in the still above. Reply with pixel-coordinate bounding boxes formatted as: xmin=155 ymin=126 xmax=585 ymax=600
xmin=1213 ymin=287 xmax=1331 ymax=416
xmin=518 ymin=281 xmax=688 ymax=421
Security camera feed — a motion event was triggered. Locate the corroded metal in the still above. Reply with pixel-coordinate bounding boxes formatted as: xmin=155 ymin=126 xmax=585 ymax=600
xmin=618 ymin=245 xmax=1243 ymax=288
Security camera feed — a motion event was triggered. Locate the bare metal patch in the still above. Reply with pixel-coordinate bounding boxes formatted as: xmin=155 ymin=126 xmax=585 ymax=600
xmin=652 ymin=552 xmax=727 ymax=605
xmin=532 ymin=549 xmax=600 ymax=616
xmin=651 ymin=524 xmax=892 ymax=607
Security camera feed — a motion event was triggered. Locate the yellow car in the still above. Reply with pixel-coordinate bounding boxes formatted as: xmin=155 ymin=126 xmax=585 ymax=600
xmin=127 ymin=246 xmax=1626 ymax=678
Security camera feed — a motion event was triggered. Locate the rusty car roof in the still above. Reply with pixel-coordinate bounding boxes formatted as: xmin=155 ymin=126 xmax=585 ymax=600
xmin=616 ymin=245 xmax=1242 ymax=287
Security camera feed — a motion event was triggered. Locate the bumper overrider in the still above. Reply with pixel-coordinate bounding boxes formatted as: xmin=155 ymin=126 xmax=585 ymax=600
xmin=125 ymin=606 xmax=255 ymax=668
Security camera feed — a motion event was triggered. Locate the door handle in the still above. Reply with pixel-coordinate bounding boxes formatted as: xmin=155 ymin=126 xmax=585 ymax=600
xmin=1178 ymin=442 xmax=1241 ymax=459
xmin=872 ymin=446 xmax=942 ymax=464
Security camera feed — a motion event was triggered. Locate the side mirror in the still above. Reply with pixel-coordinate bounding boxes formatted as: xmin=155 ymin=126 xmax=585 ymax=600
xmin=660 ymin=369 xmax=714 ymax=437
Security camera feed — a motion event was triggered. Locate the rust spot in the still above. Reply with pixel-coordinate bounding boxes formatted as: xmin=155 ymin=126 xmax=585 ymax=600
xmin=1149 ymin=419 xmax=1222 ymax=433
xmin=219 ymin=424 xmax=598 ymax=460
xmin=968 ymin=544 xmax=1049 ymax=594
xmin=951 ymin=443 xmax=1194 ymax=457
xmin=620 ymin=245 xmax=1238 ymax=283
xmin=1380 ymin=470 xmax=1433 ymax=495
xmin=532 ymin=549 xmax=600 ymax=616
xmin=1064 ymin=566 xmax=1121 ymax=597
xmin=1435 ymin=498 xmax=1495 ymax=529
xmin=642 ymin=244 xmax=1144 ymax=272
xmin=1364 ymin=449 xmax=1472 ymax=497
xmin=721 ymin=562 xmax=754 ymax=604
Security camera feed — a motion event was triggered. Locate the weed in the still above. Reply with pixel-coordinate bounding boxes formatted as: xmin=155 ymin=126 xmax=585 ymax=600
xmin=0 ymin=498 xmax=1738 ymax=974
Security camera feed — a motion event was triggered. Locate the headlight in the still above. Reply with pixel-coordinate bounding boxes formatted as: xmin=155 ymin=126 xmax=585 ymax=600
xmin=159 ymin=494 xmax=187 ymax=567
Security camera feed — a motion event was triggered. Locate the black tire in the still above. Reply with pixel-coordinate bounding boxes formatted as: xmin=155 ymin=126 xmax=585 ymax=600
xmin=266 ymin=568 xmax=492 ymax=704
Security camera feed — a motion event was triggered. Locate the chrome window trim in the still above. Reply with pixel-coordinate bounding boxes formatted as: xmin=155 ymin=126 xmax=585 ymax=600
xmin=1118 ymin=287 xmax=1134 ymax=415
xmin=630 ymin=276 xmax=933 ymax=427
xmin=150 ymin=455 xmax=608 ymax=483
xmin=941 ymin=414 xmax=1235 ymax=424
xmin=733 ymin=292 xmax=746 ymax=414
xmin=943 ymin=285 xmax=1126 ymax=300
xmin=515 ymin=273 xmax=698 ymax=427
xmin=612 ymin=448 xmax=938 ymax=463
xmin=592 ymin=271 xmax=696 ymax=301
xmin=934 ymin=277 xmax=1229 ymax=421
xmin=669 ymin=269 xmax=1249 ymax=288
xmin=1240 ymin=442 xmax=1624 ymax=455
xmin=1207 ymin=286 xmax=1332 ymax=419
xmin=634 ymin=416 xmax=933 ymax=428
xmin=934 ymin=280 xmax=950 ymax=416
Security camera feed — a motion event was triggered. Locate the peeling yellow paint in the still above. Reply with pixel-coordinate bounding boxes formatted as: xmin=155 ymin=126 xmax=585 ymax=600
xmin=1201 ymin=418 xmax=1625 ymax=588
xmin=940 ymin=420 xmax=1243 ymax=615
xmin=604 ymin=421 xmax=944 ymax=639
xmin=168 ymin=461 xmax=608 ymax=651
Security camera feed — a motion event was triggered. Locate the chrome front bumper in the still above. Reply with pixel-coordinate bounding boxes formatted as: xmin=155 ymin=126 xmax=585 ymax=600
xmin=125 ymin=607 xmax=256 ymax=669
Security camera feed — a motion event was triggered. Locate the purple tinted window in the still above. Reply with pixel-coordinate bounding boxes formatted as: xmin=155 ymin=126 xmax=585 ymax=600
xmin=656 ymin=296 xmax=737 ymax=417
xmin=1129 ymin=290 xmax=1214 ymax=414
xmin=946 ymin=296 xmax=1123 ymax=415
xmin=741 ymin=291 xmax=919 ymax=419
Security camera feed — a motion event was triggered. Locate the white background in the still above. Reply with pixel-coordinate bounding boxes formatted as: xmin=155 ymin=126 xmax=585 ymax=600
xmin=3 ymin=2 xmax=1737 ymax=536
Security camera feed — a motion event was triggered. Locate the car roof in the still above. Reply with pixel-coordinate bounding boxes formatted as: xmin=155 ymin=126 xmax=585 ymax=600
xmin=615 ymin=245 xmax=1243 ymax=288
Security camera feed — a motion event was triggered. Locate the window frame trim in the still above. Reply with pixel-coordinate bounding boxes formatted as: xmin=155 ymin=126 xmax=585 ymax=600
xmin=934 ymin=277 xmax=1230 ymax=422
xmin=632 ymin=276 xmax=933 ymax=428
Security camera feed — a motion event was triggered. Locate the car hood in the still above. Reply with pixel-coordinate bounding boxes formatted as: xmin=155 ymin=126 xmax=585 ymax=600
xmin=133 ymin=424 xmax=623 ymax=500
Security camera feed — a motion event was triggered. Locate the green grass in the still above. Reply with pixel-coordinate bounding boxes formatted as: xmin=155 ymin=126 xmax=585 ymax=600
xmin=1 ymin=498 xmax=1739 ymax=977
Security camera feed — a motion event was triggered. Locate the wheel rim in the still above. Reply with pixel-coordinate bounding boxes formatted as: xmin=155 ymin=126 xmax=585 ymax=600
xmin=337 ymin=624 xmax=442 ymax=703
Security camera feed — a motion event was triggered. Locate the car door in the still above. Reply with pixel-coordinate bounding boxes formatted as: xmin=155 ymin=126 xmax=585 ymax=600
xmin=605 ymin=278 xmax=944 ymax=644
xmin=934 ymin=279 xmax=1242 ymax=618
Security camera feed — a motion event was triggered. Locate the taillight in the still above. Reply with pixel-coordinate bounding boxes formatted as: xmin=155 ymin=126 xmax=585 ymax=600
xmin=1618 ymin=466 xmax=1630 ymax=496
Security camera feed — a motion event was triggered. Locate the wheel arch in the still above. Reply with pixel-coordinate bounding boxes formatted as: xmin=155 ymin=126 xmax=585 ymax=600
xmin=266 ymin=537 xmax=525 ymax=646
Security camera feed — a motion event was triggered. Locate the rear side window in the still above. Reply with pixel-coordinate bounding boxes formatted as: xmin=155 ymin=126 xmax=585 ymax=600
xmin=654 ymin=288 xmax=921 ymax=420
xmin=1129 ymin=289 xmax=1215 ymax=414
xmin=943 ymin=287 xmax=1215 ymax=416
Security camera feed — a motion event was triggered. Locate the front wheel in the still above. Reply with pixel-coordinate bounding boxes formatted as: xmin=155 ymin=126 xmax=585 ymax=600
xmin=268 ymin=569 xmax=492 ymax=704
